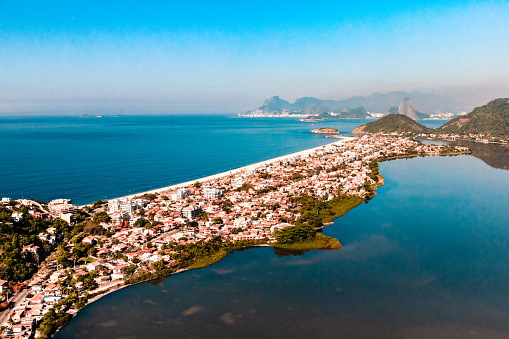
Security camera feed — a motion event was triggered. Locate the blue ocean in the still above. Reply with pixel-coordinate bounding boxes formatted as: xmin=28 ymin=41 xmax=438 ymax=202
xmin=0 ymin=115 xmax=381 ymax=205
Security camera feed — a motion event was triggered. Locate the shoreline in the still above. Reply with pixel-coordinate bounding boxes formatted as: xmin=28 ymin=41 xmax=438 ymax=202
xmin=80 ymin=136 xmax=357 ymax=207
xmin=54 ymin=144 xmax=468 ymax=336
xmin=24 ymin=135 xmax=473 ymax=338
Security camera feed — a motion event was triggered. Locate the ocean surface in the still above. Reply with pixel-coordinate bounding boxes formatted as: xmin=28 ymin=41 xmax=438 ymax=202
xmin=0 ymin=115 xmax=393 ymax=205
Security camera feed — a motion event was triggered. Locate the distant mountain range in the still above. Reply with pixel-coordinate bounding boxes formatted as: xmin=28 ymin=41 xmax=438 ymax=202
xmin=247 ymin=91 xmax=469 ymax=116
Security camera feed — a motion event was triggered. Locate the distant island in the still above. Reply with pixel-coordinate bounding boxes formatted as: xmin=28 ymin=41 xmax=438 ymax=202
xmin=311 ymin=127 xmax=339 ymax=134
xmin=239 ymin=91 xmax=470 ymax=120
xmin=303 ymin=100 xmax=430 ymax=122
xmin=352 ymin=98 xmax=509 ymax=144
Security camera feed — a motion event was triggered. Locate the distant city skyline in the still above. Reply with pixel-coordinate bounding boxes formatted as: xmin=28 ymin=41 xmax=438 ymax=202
xmin=1 ymin=0 xmax=508 ymax=114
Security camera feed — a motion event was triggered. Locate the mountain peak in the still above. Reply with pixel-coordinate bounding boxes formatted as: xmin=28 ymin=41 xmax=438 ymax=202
xmin=398 ymin=97 xmax=419 ymax=120
xmin=260 ymin=96 xmax=290 ymax=113
xmin=247 ymin=91 xmax=468 ymax=116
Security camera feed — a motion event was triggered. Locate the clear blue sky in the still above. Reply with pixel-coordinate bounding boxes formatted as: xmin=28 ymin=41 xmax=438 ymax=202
xmin=1 ymin=0 xmax=508 ymax=114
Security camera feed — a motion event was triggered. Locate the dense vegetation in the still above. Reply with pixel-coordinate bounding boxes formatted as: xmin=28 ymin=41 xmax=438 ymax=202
xmin=357 ymin=98 xmax=509 ymax=139
xmin=352 ymin=114 xmax=430 ymax=134
xmin=386 ymin=106 xmax=429 ymax=119
xmin=0 ymin=206 xmax=58 ymax=283
xmin=273 ymin=194 xmax=363 ymax=250
xmin=275 ymin=224 xmax=315 ymax=244
xmin=331 ymin=107 xmax=369 ymax=119
xmin=274 ymin=232 xmax=341 ymax=250
xmin=37 ymin=306 xmax=72 ymax=338
xmin=37 ymin=288 xmax=108 ymax=338
xmin=291 ymin=194 xmax=364 ymax=229
xmin=439 ymin=98 xmax=509 ymax=138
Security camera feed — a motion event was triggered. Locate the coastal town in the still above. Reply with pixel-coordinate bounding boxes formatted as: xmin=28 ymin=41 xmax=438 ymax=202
xmin=417 ymin=132 xmax=508 ymax=145
xmin=0 ymin=135 xmax=471 ymax=338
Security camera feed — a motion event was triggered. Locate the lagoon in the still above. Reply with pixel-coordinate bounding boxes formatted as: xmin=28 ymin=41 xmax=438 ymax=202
xmin=54 ymin=153 xmax=509 ymax=338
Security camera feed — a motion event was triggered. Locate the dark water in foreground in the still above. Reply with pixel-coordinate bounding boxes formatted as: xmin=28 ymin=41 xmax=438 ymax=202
xmin=55 ymin=154 xmax=509 ymax=339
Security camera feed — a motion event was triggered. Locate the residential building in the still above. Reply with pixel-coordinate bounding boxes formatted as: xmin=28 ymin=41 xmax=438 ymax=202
xmin=182 ymin=205 xmax=202 ymax=220
xmin=48 ymin=199 xmax=77 ymax=219
xmin=172 ymin=188 xmax=190 ymax=201
xmin=203 ymin=186 xmax=223 ymax=199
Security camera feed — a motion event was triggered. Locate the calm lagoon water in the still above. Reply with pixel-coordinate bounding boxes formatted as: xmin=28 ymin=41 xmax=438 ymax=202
xmin=55 ymin=154 xmax=509 ymax=339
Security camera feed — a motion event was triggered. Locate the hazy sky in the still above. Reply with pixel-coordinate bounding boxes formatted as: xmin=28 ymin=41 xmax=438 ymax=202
xmin=1 ymin=0 xmax=508 ymax=114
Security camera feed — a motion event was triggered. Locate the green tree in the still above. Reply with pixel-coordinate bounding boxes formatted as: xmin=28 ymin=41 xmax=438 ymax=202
xmin=93 ymin=212 xmax=111 ymax=223
xmin=123 ymin=265 xmax=137 ymax=275
xmin=276 ymin=225 xmax=316 ymax=244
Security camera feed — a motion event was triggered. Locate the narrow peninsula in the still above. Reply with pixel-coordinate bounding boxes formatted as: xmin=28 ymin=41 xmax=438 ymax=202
xmin=0 ymin=136 xmax=471 ymax=338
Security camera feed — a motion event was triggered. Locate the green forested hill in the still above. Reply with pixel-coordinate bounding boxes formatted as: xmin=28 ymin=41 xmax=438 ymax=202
xmin=386 ymin=106 xmax=429 ymax=120
xmin=353 ymin=98 xmax=509 ymax=139
xmin=352 ymin=114 xmax=430 ymax=134
xmin=438 ymin=98 xmax=509 ymax=138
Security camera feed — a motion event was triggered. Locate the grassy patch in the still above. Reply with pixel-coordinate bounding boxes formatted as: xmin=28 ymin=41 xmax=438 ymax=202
xmin=272 ymin=233 xmax=341 ymax=250
xmin=324 ymin=196 xmax=363 ymax=222
xmin=187 ymin=248 xmax=230 ymax=270
xmin=292 ymin=194 xmax=364 ymax=228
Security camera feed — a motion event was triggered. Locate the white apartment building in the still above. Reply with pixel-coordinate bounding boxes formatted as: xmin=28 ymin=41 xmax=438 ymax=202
xmin=129 ymin=216 xmax=145 ymax=227
xmin=108 ymin=198 xmax=136 ymax=215
xmin=182 ymin=205 xmax=202 ymax=220
xmin=203 ymin=186 xmax=223 ymax=199
xmin=48 ymin=199 xmax=77 ymax=219
xmin=172 ymin=188 xmax=190 ymax=201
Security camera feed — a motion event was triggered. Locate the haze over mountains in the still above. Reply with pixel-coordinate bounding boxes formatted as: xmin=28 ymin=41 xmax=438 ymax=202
xmin=248 ymin=91 xmax=469 ymax=115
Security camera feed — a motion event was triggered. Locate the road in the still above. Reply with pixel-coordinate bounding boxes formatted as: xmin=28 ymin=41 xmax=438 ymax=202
xmin=0 ymin=288 xmax=29 ymax=327
xmin=26 ymin=199 xmax=49 ymax=214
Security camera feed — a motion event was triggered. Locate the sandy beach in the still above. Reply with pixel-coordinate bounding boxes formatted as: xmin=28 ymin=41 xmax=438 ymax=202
xmin=82 ymin=136 xmax=356 ymax=207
